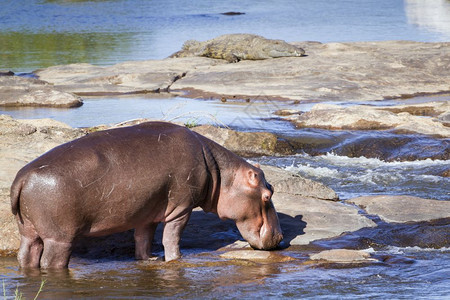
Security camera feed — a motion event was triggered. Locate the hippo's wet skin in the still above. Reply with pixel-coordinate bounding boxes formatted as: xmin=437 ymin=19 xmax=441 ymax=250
xmin=10 ymin=122 xmax=283 ymax=269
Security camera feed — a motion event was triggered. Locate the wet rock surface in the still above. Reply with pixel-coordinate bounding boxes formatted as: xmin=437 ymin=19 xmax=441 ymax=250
xmin=278 ymin=128 xmax=449 ymax=161
xmin=309 ymin=249 xmax=377 ymax=264
xmin=0 ymin=76 xmax=83 ymax=108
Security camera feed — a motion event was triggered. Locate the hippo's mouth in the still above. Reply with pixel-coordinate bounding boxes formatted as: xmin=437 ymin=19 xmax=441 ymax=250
xmin=239 ymin=220 xmax=283 ymax=251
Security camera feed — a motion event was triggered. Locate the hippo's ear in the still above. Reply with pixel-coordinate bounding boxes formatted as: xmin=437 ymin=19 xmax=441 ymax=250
xmin=247 ymin=170 xmax=260 ymax=187
xmin=253 ymin=163 xmax=261 ymax=169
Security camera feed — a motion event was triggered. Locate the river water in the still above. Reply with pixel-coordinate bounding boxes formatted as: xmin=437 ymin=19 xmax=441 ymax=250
xmin=1 ymin=0 xmax=450 ymax=299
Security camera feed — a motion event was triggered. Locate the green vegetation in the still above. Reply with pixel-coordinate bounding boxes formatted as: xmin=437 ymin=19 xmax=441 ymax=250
xmin=2 ymin=279 xmax=45 ymax=300
xmin=184 ymin=118 xmax=200 ymax=128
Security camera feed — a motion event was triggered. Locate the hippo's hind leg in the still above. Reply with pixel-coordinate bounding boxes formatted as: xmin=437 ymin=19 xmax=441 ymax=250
xmin=17 ymin=235 xmax=43 ymax=269
xmin=16 ymin=218 xmax=43 ymax=268
xmin=134 ymin=223 xmax=158 ymax=260
xmin=40 ymin=239 xmax=73 ymax=269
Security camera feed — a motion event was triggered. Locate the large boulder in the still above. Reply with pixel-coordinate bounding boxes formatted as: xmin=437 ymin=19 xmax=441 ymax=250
xmin=192 ymin=125 xmax=279 ymax=156
xmin=0 ymin=115 xmax=85 ymax=252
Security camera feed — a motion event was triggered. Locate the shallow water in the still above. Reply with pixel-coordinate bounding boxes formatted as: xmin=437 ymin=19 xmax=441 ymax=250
xmin=0 ymin=95 xmax=300 ymax=130
xmin=1 ymin=247 xmax=449 ymax=299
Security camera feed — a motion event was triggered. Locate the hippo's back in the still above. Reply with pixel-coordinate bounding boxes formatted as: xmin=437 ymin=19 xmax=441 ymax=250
xmin=11 ymin=122 xmax=209 ymax=237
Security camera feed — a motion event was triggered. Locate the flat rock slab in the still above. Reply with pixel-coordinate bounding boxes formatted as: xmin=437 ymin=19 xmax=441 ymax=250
xmin=272 ymin=193 xmax=376 ymax=246
xmin=0 ymin=76 xmax=82 ymax=108
xmin=309 ymin=249 xmax=377 ymax=264
xmin=347 ymin=195 xmax=450 ymax=223
xmin=171 ymin=40 xmax=450 ymax=101
xmin=286 ymin=102 xmax=450 ymax=138
xmin=33 ymin=41 xmax=450 ymax=102
xmin=220 ymin=250 xmax=293 ymax=262
xmin=35 ymin=57 xmax=226 ymax=95
xmin=261 ymin=165 xmax=338 ymax=200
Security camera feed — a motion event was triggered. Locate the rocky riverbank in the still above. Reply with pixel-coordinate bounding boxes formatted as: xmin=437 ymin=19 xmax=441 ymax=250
xmin=1 ymin=39 xmax=449 ymax=139
xmin=0 ymin=116 xmax=448 ymax=263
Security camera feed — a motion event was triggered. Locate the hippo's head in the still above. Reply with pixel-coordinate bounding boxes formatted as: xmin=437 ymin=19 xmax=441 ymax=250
xmin=217 ymin=165 xmax=283 ymax=250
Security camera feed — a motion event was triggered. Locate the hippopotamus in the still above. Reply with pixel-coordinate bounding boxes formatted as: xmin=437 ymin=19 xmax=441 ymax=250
xmin=10 ymin=122 xmax=283 ymax=269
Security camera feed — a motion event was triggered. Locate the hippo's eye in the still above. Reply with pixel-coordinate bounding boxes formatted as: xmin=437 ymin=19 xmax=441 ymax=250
xmin=263 ymin=194 xmax=271 ymax=202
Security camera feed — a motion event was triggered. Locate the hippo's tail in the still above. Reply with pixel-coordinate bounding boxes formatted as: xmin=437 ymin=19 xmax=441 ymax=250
xmin=10 ymin=174 xmax=25 ymax=220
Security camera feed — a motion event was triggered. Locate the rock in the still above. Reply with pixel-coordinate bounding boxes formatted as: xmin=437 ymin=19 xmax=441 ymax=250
xmin=260 ymin=165 xmax=338 ymax=200
xmin=0 ymin=70 xmax=14 ymax=76
xmin=171 ymin=40 xmax=450 ymax=101
xmin=309 ymin=249 xmax=377 ymax=263
xmin=33 ymin=40 xmax=450 ymax=102
xmin=438 ymin=111 xmax=450 ymax=126
xmin=220 ymin=12 xmax=245 ymax=16
xmin=273 ymin=109 xmax=302 ymax=116
xmin=327 ymin=131 xmax=449 ymax=161
xmin=0 ymin=193 xmax=19 ymax=253
xmin=347 ymin=195 xmax=450 ymax=223
xmin=169 ymin=34 xmax=305 ymax=62
xmin=35 ymin=58 xmax=225 ymax=96
xmin=220 ymin=250 xmax=293 ymax=262
xmin=192 ymin=125 xmax=280 ymax=156
xmin=288 ymin=103 xmax=450 ymax=138
xmin=0 ymin=76 xmax=83 ymax=108
xmin=0 ymin=116 xmax=86 ymax=251
xmin=273 ymin=193 xmax=376 ymax=246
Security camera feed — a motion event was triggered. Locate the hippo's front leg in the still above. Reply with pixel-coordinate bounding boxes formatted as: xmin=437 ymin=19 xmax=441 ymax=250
xmin=162 ymin=211 xmax=191 ymax=261
xmin=134 ymin=223 xmax=158 ymax=260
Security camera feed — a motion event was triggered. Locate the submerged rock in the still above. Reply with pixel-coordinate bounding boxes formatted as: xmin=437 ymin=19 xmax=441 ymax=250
xmin=219 ymin=250 xmax=290 ymax=261
xmin=309 ymin=249 xmax=377 ymax=263
xmin=0 ymin=76 xmax=83 ymax=108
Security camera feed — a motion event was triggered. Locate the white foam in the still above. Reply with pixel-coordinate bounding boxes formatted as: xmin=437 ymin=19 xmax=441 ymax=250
xmin=385 ymin=246 xmax=450 ymax=254
xmin=285 ymin=164 xmax=340 ymax=178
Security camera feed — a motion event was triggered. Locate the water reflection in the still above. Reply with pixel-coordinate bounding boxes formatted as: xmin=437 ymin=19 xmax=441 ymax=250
xmin=0 ymin=32 xmax=137 ymax=71
xmin=405 ymin=0 xmax=450 ymax=38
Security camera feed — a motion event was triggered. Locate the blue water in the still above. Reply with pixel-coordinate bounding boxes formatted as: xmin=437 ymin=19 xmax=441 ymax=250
xmin=1 ymin=0 xmax=450 ymax=72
